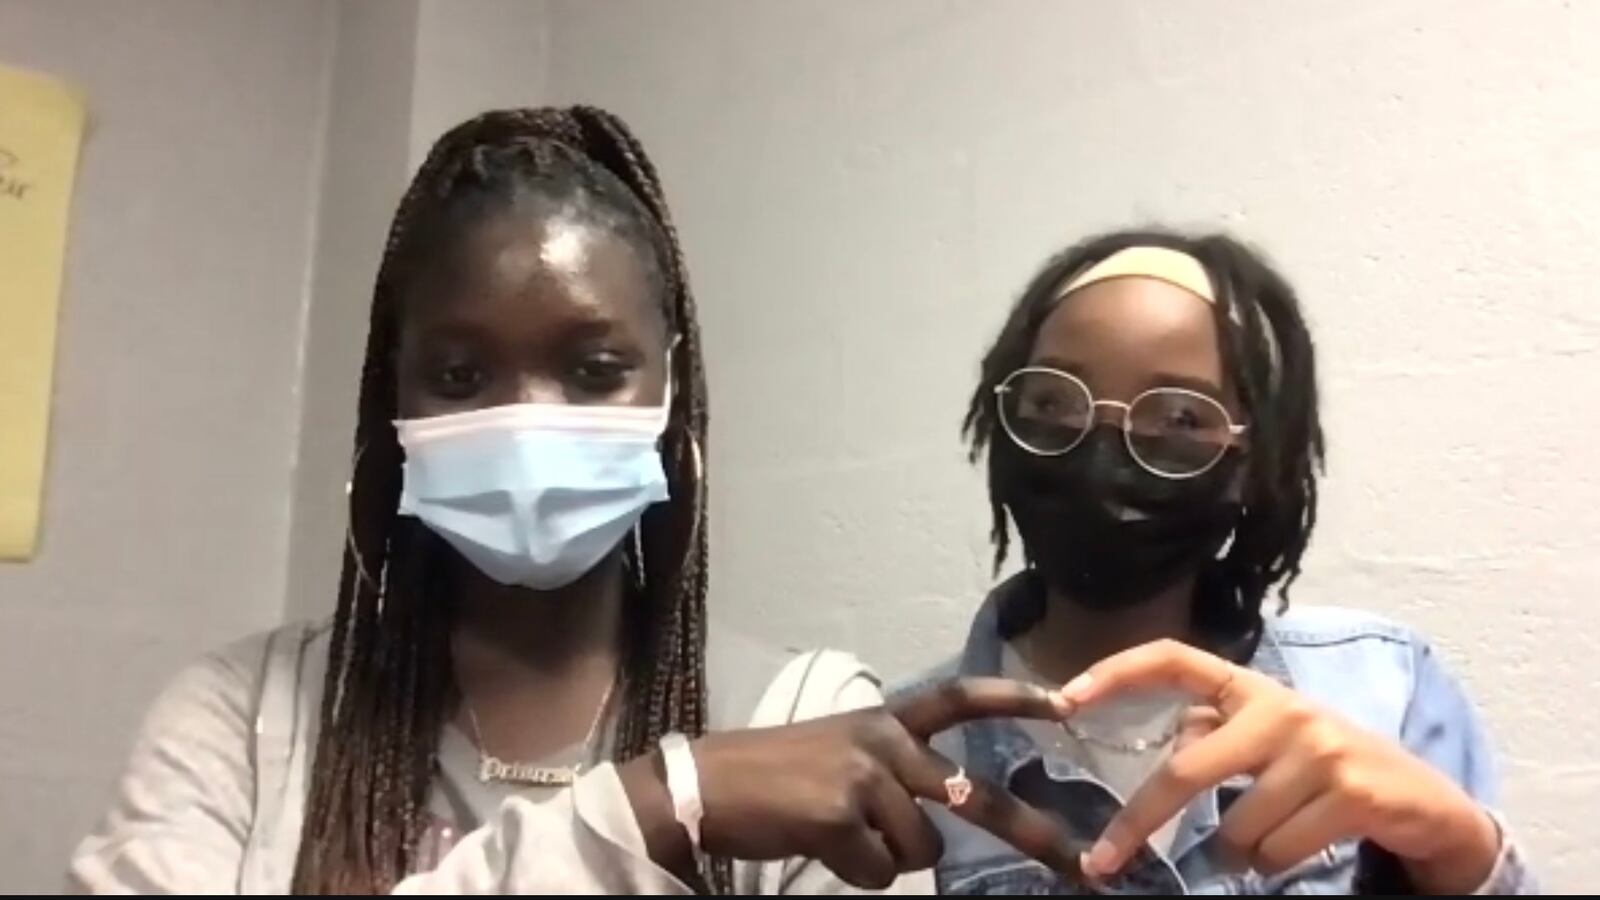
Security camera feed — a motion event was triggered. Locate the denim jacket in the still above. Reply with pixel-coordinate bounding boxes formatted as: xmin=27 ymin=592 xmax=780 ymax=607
xmin=904 ymin=575 xmax=1537 ymax=895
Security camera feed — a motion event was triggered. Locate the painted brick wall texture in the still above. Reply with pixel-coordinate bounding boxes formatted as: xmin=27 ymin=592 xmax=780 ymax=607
xmin=542 ymin=0 xmax=1599 ymax=889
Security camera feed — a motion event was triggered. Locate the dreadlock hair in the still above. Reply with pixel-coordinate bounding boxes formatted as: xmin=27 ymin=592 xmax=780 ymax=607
xmin=290 ymin=107 xmax=730 ymax=894
xmin=962 ymin=227 xmax=1325 ymax=658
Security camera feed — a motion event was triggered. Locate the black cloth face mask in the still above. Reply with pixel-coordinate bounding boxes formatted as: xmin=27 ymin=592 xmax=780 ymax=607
xmin=997 ymin=427 xmax=1242 ymax=611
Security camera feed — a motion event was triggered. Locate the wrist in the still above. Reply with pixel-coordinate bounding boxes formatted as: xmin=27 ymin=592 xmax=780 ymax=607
xmin=618 ymin=751 xmax=698 ymax=883
xmin=1405 ymin=805 xmax=1501 ymax=894
xmin=659 ymin=733 xmax=708 ymax=863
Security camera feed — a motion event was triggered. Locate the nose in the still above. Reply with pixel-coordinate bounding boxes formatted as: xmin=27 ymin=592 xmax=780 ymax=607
xmin=1076 ymin=424 xmax=1126 ymax=470
xmin=514 ymin=374 xmax=566 ymax=406
xmin=1087 ymin=398 xmax=1131 ymax=430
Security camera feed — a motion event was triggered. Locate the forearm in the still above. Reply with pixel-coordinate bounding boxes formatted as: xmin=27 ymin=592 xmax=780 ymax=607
xmin=1403 ymin=805 xmax=1500 ymax=894
xmin=1407 ymin=809 xmax=1537 ymax=896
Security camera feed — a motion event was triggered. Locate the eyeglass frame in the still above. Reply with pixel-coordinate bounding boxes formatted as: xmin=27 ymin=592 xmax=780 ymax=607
xmin=992 ymin=365 xmax=1249 ymax=480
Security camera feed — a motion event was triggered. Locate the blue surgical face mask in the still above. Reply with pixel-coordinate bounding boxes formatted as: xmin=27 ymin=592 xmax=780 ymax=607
xmin=395 ymin=385 xmax=671 ymax=590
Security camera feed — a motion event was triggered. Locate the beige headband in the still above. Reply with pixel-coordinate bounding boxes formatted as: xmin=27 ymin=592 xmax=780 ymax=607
xmin=1054 ymin=245 xmax=1281 ymax=381
xmin=1056 ymin=245 xmax=1217 ymax=304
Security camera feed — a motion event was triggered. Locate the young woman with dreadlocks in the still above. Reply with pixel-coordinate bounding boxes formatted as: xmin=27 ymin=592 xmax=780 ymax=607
xmin=68 ymin=107 xmax=1085 ymax=895
xmin=916 ymin=229 xmax=1536 ymax=894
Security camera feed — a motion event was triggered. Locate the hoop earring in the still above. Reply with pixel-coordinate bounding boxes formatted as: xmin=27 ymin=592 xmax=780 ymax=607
xmin=676 ymin=428 xmax=705 ymax=574
xmin=685 ymin=426 xmax=704 ymax=526
xmin=1214 ymin=526 xmax=1237 ymax=560
xmin=344 ymin=442 xmax=379 ymax=590
xmin=634 ymin=427 xmax=704 ymax=582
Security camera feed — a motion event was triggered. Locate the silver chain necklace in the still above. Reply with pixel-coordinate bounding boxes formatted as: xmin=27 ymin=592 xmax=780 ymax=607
xmin=1020 ymin=630 xmax=1182 ymax=755
xmin=462 ymin=678 xmax=617 ymax=788
xmin=1061 ymin=716 xmax=1180 ymax=755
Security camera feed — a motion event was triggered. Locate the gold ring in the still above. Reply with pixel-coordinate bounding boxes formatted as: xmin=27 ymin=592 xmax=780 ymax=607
xmin=1213 ymin=664 xmax=1239 ymax=707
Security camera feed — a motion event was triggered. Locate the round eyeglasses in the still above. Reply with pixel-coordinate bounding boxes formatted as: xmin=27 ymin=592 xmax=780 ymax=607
xmin=994 ymin=367 xmax=1247 ymax=479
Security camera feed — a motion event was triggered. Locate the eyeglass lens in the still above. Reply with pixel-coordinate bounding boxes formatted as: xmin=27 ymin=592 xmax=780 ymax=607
xmin=998 ymin=369 xmax=1233 ymax=477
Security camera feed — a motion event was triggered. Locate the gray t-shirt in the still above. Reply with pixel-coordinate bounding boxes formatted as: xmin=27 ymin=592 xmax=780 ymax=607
xmin=423 ymin=624 xmax=797 ymax=852
xmin=67 ymin=620 xmax=932 ymax=894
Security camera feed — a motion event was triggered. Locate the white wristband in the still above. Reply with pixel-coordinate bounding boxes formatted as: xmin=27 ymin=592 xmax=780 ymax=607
xmin=659 ymin=732 xmax=704 ymax=849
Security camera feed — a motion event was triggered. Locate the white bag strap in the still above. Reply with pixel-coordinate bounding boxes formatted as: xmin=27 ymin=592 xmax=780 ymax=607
xmin=748 ymin=648 xmax=879 ymax=728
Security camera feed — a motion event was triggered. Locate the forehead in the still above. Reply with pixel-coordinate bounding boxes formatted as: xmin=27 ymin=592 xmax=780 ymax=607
xmin=1029 ymin=276 xmax=1226 ymax=393
xmin=403 ymin=208 xmax=666 ymax=336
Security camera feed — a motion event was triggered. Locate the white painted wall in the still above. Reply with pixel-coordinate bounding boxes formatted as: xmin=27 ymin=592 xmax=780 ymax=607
xmin=283 ymin=0 xmax=420 ymax=625
xmin=538 ymin=0 xmax=1598 ymax=888
xmin=410 ymin=0 xmax=549 ymax=167
xmin=0 ymin=0 xmax=333 ymax=890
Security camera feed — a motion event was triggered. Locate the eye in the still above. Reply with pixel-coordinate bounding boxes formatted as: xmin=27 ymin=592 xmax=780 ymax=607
xmin=569 ymin=353 xmax=632 ymax=396
xmin=1130 ymin=390 xmax=1229 ymax=439
xmin=1013 ymin=375 xmax=1090 ymax=424
xmin=1163 ymin=406 xmax=1204 ymax=431
xmin=429 ymin=360 xmax=487 ymax=399
xmin=1023 ymin=393 xmax=1061 ymax=416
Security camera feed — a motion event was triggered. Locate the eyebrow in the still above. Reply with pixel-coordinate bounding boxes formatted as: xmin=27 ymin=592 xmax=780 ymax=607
xmin=1148 ymin=371 xmax=1226 ymax=397
xmin=408 ymin=303 xmax=622 ymax=337
xmin=1026 ymin=357 xmax=1226 ymax=398
xmin=404 ymin=318 xmax=485 ymax=345
xmin=1029 ymin=355 xmax=1083 ymax=375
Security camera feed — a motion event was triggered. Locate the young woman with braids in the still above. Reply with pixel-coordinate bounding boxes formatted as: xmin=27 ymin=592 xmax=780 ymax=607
xmin=68 ymin=107 xmax=1084 ymax=895
xmin=917 ymin=230 xmax=1537 ymax=894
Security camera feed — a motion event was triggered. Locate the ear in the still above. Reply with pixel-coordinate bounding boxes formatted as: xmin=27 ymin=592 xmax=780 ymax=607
xmin=1224 ymin=464 xmax=1247 ymax=503
xmin=1221 ymin=443 xmax=1253 ymax=504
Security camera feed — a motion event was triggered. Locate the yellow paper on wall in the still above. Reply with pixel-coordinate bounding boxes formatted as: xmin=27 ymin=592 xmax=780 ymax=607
xmin=0 ymin=63 xmax=86 ymax=561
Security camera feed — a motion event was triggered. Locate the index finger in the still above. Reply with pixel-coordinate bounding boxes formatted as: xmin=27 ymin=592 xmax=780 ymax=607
xmin=1084 ymin=711 xmax=1272 ymax=877
xmin=1060 ymin=639 xmax=1260 ymax=717
xmin=890 ymin=677 xmax=1073 ymax=740
xmin=886 ymin=739 xmax=1085 ymax=882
